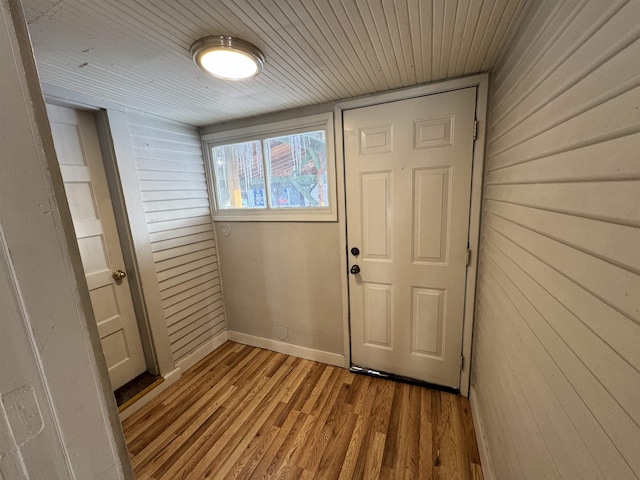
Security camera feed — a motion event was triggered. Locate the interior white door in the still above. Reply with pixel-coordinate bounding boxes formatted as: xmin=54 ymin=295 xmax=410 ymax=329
xmin=47 ymin=104 xmax=146 ymax=390
xmin=345 ymin=88 xmax=476 ymax=388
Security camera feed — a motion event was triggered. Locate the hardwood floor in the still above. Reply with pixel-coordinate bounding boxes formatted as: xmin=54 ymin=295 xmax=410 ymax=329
xmin=123 ymin=342 xmax=484 ymax=479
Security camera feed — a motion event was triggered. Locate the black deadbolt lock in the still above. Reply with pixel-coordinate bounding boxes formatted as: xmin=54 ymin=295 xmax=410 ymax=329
xmin=350 ymin=247 xmax=360 ymax=256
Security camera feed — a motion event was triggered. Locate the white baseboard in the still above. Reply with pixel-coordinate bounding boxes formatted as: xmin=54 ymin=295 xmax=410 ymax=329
xmin=227 ymin=331 xmax=345 ymax=367
xmin=175 ymin=330 xmax=229 ymax=372
xmin=119 ymin=367 xmax=181 ymax=422
xmin=469 ymin=385 xmax=496 ymax=480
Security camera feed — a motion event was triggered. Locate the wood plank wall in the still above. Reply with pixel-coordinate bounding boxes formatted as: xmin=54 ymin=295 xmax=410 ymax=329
xmin=472 ymin=0 xmax=640 ymax=479
xmin=127 ymin=112 xmax=226 ymax=364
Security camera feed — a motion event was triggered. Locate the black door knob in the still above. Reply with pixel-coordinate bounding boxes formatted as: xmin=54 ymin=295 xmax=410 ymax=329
xmin=350 ymin=265 xmax=360 ymax=275
xmin=351 ymin=247 xmax=360 ymax=256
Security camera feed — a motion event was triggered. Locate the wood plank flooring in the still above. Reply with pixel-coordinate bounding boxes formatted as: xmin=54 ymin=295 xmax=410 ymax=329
xmin=122 ymin=342 xmax=484 ymax=479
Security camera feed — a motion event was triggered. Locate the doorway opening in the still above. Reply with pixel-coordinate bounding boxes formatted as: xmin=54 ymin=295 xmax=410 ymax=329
xmin=47 ymin=103 xmax=160 ymax=404
xmin=340 ymin=83 xmax=483 ymax=393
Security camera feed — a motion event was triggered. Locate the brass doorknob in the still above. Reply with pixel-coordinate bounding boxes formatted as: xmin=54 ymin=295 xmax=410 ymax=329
xmin=112 ymin=269 xmax=127 ymax=281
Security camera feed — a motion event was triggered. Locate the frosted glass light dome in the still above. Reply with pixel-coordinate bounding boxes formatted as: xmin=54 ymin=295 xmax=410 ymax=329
xmin=191 ymin=36 xmax=264 ymax=81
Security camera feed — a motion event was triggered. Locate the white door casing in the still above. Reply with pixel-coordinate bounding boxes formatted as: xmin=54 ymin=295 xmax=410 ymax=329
xmin=345 ymin=88 xmax=476 ymax=389
xmin=47 ymin=104 xmax=146 ymax=390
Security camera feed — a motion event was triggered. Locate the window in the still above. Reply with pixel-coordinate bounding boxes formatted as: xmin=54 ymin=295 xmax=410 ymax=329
xmin=203 ymin=113 xmax=336 ymax=221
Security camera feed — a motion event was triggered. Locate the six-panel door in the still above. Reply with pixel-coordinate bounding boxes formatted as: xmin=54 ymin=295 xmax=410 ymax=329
xmin=344 ymin=88 xmax=476 ymax=388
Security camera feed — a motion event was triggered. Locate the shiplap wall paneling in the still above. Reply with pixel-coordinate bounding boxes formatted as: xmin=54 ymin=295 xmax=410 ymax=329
xmin=472 ymin=0 xmax=640 ymax=479
xmin=128 ymin=111 xmax=226 ymax=364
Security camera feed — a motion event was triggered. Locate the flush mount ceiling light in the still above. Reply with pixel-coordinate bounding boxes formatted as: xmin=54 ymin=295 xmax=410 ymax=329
xmin=190 ymin=36 xmax=265 ymax=80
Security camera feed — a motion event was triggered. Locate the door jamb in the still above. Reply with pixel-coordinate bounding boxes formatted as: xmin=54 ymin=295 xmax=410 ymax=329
xmin=334 ymin=73 xmax=489 ymax=397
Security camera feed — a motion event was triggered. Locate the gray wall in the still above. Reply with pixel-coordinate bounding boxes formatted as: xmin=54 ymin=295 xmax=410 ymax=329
xmin=215 ymin=221 xmax=344 ymax=354
xmin=128 ymin=112 xmax=226 ymax=364
xmin=205 ymin=104 xmax=345 ymax=356
xmin=471 ymin=1 xmax=640 ymax=479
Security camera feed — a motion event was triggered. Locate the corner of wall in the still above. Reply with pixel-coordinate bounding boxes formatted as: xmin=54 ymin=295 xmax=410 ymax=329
xmin=469 ymin=385 xmax=496 ymax=480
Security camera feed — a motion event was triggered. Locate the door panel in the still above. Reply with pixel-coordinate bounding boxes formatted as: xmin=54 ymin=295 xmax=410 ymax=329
xmin=411 ymin=287 xmax=445 ymax=357
xmin=363 ymin=282 xmax=393 ymax=349
xmin=47 ymin=104 xmax=146 ymax=390
xmin=361 ymin=172 xmax=392 ymax=260
xmin=413 ymin=167 xmax=450 ymax=263
xmin=345 ymin=88 xmax=476 ymax=388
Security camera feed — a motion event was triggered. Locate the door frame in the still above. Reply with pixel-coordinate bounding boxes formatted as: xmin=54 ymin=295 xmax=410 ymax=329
xmin=41 ymin=87 xmax=176 ymax=380
xmin=334 ymin=73 xmax=489 ymax=397
xmin=2 ymin=0 xmax=133 ymax=475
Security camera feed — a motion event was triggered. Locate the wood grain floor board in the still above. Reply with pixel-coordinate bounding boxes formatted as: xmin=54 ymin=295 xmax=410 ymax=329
xmin=178 ymin=357 xmax=298 ymax=479
xmin=202 ymin=360 xmax=311 ymax=479
xmin=273 ymin=413 xmax=318 ymax=479
xmin=129 ymin=348 xmax=268 ymax=469
xmin=123 ymin=342 xmax=484 ymax=479
xmin=134 ymin=351 xmax=274 ymax=468
xmin=148 ymin=354 xmax=286 ymax=479
xmin=419 ymin=389 xmax=434 ymax=480
xmin=337 ymin=413 xmax=367 ymax=480
xmin=125 ymin=343 xmax=257 ymax=451
xmin=406 ymin=385 xmax=422 ymax=479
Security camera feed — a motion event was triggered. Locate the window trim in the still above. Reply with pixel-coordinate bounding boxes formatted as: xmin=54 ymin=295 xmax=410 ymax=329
xmin=202 ymin=112 xmax=337 ymax=222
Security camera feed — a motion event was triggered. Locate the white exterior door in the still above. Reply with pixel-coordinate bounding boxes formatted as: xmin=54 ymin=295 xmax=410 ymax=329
xmin=47 ymin=104 xmax=146 ymax=390
xmin=344 ymin=88 xmax=476 ymax=389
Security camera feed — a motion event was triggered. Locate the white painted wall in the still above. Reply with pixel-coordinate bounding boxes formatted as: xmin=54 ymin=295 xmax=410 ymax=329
xmin=471 ymin=1 xmax=640 ymax=479
xmin=128 ymin=111 xmax=227 ymax=364
xmin=0 ymin=0 xmax=132 ymax=477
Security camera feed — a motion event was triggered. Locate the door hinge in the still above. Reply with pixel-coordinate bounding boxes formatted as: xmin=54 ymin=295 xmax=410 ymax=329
xmin=473 ymin=120 xmax=478 ymax=141
xmin=460 ymin=354 xmax=465 ymax=370
xmin=466 ymin=248 xmax=472 ymax=267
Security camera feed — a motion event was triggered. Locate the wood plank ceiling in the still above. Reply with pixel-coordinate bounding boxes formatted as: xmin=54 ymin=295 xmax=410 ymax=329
xmin=22 ymin=0 xmax=530 ymax=126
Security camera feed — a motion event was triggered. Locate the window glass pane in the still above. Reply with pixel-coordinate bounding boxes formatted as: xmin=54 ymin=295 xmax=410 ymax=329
xmin=212 ymin=140 xmax=266 ymax=209
xmin=264 ymin=130 xmax=328 ymax=209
